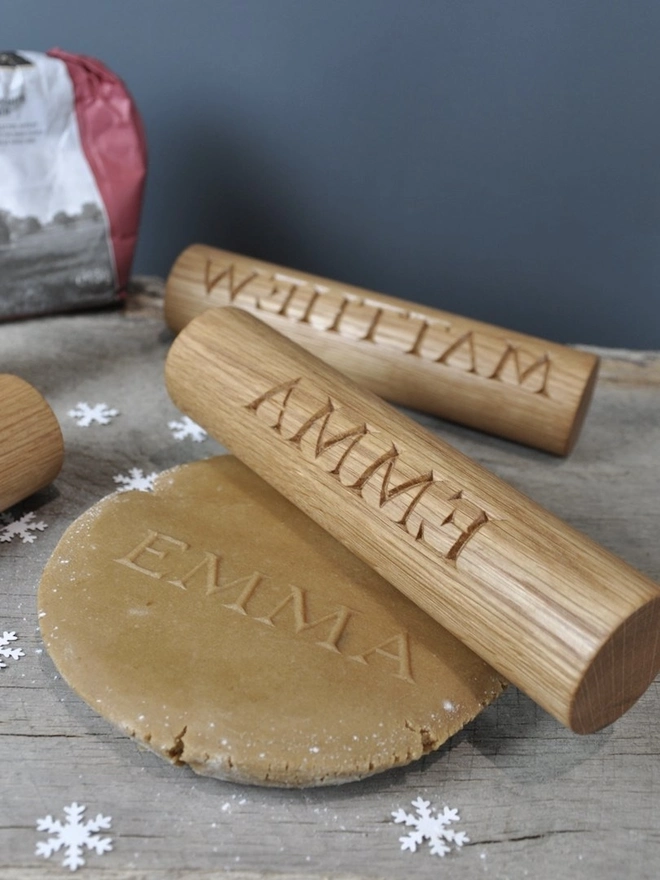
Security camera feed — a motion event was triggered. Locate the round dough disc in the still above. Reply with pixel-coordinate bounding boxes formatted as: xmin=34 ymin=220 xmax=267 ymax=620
xmin=39 ymin=455 xmax=505 ymax=787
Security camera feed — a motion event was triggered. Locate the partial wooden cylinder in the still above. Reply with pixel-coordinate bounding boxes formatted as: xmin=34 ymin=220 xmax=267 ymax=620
xmin=0 ymin=374 xmax=64 ymax=511
xmin=165 ymin=244 xmax=600 ymax=455
xmin=165 ymin=308 xmax=660 ymax=734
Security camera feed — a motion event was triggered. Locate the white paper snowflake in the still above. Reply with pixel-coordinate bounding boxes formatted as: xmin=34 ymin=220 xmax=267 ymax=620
xmin=68 ymin=402 xmax=119 ymax=427
xmin=0 ymin=631 xmax=24 ymax=668
xmin=0 ymin=511 xmax=47 ymax=544
xmin=36 ymin=802 xmax=113 ymax=872
xmin=168 ymin=415 xmax=207 ymax=442
xmin=392 ymin=797 xmax=469 ymax=857
xmin=113 ymin=467 xmax=158 ymax=493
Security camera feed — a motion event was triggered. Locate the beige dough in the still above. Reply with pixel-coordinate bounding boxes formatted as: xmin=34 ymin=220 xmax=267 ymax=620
xmin=39 ymin=456 xmax=506 ymax=787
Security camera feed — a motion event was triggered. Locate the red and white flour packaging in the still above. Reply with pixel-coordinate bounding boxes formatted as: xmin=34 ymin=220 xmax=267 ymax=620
xmin=0 ymin=49 xmax=147 ymax=319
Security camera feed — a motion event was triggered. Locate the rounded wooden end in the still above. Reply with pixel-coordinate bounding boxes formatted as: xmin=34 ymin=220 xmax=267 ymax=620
xmin=562 ymin=354 xmax=600 ymax=455
xmin=569 ymin=595 xmax=660 ymax=734
xmin=163 ymin=244 xmax=204 ymax=333
xmin=0 ymin=374 xmax=64 ymax=511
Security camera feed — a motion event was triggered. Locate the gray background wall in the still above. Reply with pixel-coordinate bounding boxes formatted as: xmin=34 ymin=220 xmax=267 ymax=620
xmin=4 ymin=0 xmax=660 ymax=347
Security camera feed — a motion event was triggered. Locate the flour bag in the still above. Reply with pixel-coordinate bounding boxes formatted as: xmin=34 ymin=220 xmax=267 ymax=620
xmin=0 ymin=49 xmax=147 ymax=319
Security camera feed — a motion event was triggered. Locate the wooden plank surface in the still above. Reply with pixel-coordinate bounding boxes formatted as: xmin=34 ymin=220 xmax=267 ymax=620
xmin=1 ymin=288 xmax=659 ymax=879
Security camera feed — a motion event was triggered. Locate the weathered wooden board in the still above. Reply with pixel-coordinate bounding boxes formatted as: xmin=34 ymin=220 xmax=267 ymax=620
xmin=1 ymin=288 xmax=659 ymax=879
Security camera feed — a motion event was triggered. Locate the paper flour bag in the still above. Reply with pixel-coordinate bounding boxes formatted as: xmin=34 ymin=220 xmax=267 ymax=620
xmin=0 ymin=49 xmax=147 ymax=319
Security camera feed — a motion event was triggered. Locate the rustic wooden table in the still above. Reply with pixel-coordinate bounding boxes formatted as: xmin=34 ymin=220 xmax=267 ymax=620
xmin=1 ymin=286 xmax=659 ymax=879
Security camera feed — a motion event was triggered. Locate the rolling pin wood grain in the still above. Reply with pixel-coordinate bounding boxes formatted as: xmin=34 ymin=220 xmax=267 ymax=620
xmin=165 ymin=308 xmax=660 ymax=734
xmin=165 ymin=244 xmax=600 ymax=455
xmin=0 ymin=374 xmax=64 ymax=512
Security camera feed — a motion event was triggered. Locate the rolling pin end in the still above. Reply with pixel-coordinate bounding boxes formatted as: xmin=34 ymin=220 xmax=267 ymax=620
xmin=0 ymin=374 xmax=64 ymax=512
xmin=569 ymin=594 xmax=660 ymax=734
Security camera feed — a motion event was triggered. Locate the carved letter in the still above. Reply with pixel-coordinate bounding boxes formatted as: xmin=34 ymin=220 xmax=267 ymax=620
xmin=255 ymin=584 xmax=353 ymax=653
xmin=255 ymin=280 xmax=300 ymax=317
xmin=360 ymin=306 xmax=385 ymax=342
xmin=418 ymin=495 xmax=490 ymax=561
xmin=349 ymin=444 xmax=435 ymax=526
xmin=297 ymin=289 xmax=323 ymax=324
xmin=168 ymin=551 xmax=221 ymax=594
xmin=204 ymin=260 xmax=258 ymax=300
xmin=326 ymin=295 xmax=352 ymax=333
xmin=489 ymin=343 xmax=551 ymax=394
xmin=407 ymin=318 xmax=433 ymax=356
xmin=287 ymin=398 xmax=368 ymax=471
xmin=349 ymin=631 xmax=414 ymax=684
xmin=220 ymin=572 xmax=265 ymax=614
xmin=246 ymin=378 xmax=301 ymax=431
xmin=115 ymin=530 xmax=188 ymax=580
xmin=435 ymin=331 xmax=477 ymax=373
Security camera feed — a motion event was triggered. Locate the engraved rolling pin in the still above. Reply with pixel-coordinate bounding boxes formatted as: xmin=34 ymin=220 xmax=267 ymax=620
xmin=165 ymin=244 xmax=600 ymax=455
xmin=165 ymin=308 xmax=660 ymax=734
xmin=0 ymin=374 xmax=64 ymax=511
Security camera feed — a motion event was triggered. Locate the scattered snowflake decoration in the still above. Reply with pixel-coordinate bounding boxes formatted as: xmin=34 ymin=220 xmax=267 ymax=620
xmin=0 ymin=631 xmax=24 ymax=668
xmin=0 ymin=511 xmax=47 ymax=544
xmin=35 ymin=802 xmax=113 ymax=872
xmin=168 ymin=415 xmax=207 ymax=442
xmin=392 ymin=797 xmax=469 ymax=857
xmin=68 ymin=402 xmax=119 ymax=427
xmin=113 ymin=467 xmax=158 ymax=493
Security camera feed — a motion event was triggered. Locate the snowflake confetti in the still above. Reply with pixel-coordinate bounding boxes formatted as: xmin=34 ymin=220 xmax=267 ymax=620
xmin=392 ymin=797 xmax=469 ymax=857
xmin=0 ymin=631 xmax=24 ymax=668
xmin=36 ymin=802 xmax=113 ymax=872
xmin=0 ymin=511 xmax=47 ymax=544
xmin=113 ymin=467 xmax=158 ymax=493
xmin=168 ymin=415 xmax=207 ymax=442
xmin=68 ymin=402 xmax=119 ymax=427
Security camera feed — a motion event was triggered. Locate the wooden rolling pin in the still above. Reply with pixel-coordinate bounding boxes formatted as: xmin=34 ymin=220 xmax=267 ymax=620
xmin=0 ymin=374 xmax=64 ymax=511
xmin=165 ymin=244 xmax=600 ymax=455
xmin=165 ymin=308 xmax=660 ymax=734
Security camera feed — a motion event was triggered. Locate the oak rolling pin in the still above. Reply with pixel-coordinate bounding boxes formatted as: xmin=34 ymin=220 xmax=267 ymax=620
xmin=0 ymin=374 xmax=64 ymax=511
xmin=165 ymin=244 xmax=600 ymax=455
xmin=165 ymin=308 xmax=660 ymax=734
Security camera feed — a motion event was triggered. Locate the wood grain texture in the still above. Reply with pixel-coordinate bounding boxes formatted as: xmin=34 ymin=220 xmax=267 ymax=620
xmin=0 ymin=374 xmax=64 ymax=512
xmin=165 ymin=245 xmax=600 ymax=455
xmin=2 ymin=286 xmax=660 ymax=879
xmin=165 ymin=307 xmax=660 ymax=734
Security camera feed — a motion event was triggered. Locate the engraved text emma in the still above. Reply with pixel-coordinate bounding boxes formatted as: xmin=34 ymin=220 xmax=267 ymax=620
xmin=115 ymin=529 xmax=415 ymax=684
xmin=246 ymin=378 xmax=493 ymax=563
